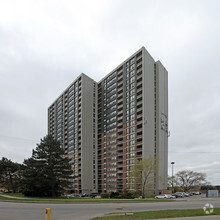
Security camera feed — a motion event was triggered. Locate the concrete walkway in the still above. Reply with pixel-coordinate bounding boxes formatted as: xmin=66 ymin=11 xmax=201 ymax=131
xmin=0 ymin=193 xmax=30 ymax=199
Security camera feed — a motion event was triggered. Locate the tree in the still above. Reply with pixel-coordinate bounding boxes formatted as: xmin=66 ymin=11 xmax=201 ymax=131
xmin=175 ymin=170 xmax=207 ymax=192
xmin=22 ymin=135 xmax=73 ymax=197
xmin=167 ymin=175 xmax=179 ymax=189
xmin=0 ymin=157 xmax=22 ymax=193
xmin=130 ymin=156 xmax=158 ymax=198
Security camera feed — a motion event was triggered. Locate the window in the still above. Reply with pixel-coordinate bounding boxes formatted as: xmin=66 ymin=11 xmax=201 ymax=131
xmin=130 ymin=153 xmax=135 ymax=158
xmin=130 ymin=133 xmax=135 ymax=139
xmin=131 ymin=114 xmax=135 ymax=120
xmin=131 ymin=82 xmax=135 ymax=88
xmin=130 ymin=120 xmax=135 ymax=126
xmin=130 ymin=126 xmax=135 ymax=133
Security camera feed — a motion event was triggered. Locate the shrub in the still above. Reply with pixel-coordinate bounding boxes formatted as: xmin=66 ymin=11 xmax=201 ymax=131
xmin=100 ymin=193 xmax=110 ymax=198
xmin=118 ymin=189 xmax=140 ymax=199
xmin=110 ymin=192 xmax=120 ymax=198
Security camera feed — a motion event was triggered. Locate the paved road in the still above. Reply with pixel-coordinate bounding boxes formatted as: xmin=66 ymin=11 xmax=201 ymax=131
xmin=0 ymin=197 xmax=220 ymax=220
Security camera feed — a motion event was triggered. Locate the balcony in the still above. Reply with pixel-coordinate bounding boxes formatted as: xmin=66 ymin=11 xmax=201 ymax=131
xmin=118 ymin=156 xmax=123 ymax=162
xmin=137 ymin=96 xmax=142 ymax=103
xmin=137 ymin=63 xmax=142 ymax=71
xmin=117 ymin=72 xmax=123 ymax=80
xmin=118 ymin=161 xmax=123 ymax=167
xmin=137 ymin=93 xmax=142 ymax=99
xmin=137 ymin=129 xmax=142 ymax=136
xmin=137 ymin=146 xmax=142 ymax=152
xmin=117 ymin=145 xmax=123 ymax=150
xmin=118 ymin=86 xmax=123 ymax=94
xmin=137 ymin=141 xmax=142 ymax=146
xmin=137 ymin=67 xmax=142 ymax=75
xmin=137 ymin=86 xmax=142 ymax=94
xmin=117 ymin=180 xmax=123 ymax=185
xmin=137 ymin=135 xmax=142 ymax=140
xmin=118 ymin=128 xmax=123 ymax=133
xmin=117 ymin=78 xmax=123 ymax=86
xmin=117 ymin=94 xmax=123 ymax=100
xmin=117 ymin=149 xmax=123 ymax=155
xmin=136 ymin=114 xmax=142 ymax=120
xmin=118 ymin=118 xmax=123 ymax=124
xmin=117 ymin=169 xmax=123 ymax=174
xmin=137 ymin=151 xmax=142 ymax=158
xmin=117 ymin=133 xmax=123 ymax=139
xmin=137 ymin=106 xmax=143 ymax=113
xmin=117 ymin=105 xmax=123 ymax=112
xmin=137 ymin=126 xmax=142 ymax=132
xmin=117 ymin=140 xmax=123 ymax=145
xmin=137 ymin=80 xmax=142 ymax=87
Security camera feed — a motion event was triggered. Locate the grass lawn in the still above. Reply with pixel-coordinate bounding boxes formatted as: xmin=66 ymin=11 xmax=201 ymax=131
xmin=92 ymin=208 xmax=220 ymax=219
xmin=3 ymin=193 xmax=26 ymax=197
xmin=0 ymin=193 xmax=174 ymax=203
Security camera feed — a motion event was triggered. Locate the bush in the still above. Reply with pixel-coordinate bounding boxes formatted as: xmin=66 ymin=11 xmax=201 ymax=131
xmin=110 ymin=192 xmax=120 ymax=198
xmin=100 ymin=193 xmax=110 ymax=198
xmin=118 ymin=190 xmax=140 ymax=199
xmin=101 ymin=190 xmax=140 ymax=199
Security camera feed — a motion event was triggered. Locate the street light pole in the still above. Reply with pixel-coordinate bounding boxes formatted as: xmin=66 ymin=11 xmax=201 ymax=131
xmin=171 ymin=162 xmax=175 ymax=190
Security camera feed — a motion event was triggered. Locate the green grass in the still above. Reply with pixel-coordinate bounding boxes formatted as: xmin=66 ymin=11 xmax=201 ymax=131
xmin=2 ymin=193 xmax=26 ymax=197
xmin=92 ymin=208 xmax=220 ymax=219
xmin=0 ymin=193 xmax=174 ymax=203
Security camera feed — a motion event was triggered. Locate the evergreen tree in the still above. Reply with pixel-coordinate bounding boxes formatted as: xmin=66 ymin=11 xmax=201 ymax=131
xmin=0 ymin=157 xmax=22 ymax=193
xmin=22 ymin=135 xmax=73 ymax=197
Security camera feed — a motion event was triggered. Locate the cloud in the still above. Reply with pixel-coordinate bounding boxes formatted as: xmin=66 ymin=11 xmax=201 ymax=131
xmin=0 ymin=0 xmax=220 ymax=185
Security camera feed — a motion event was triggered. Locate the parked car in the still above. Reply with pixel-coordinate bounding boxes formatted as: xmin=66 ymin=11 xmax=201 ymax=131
xmin=172 ymin=192 xmax=184 ymax=198
xmin=190 ymin=191 xmax=201 ymax=195
xmin=89 ymin=194 xmax=97 ymax=198
xmin=80 ymin=193 xmax=97 ymax=198
xmin=155 ymin=194 xmax=168 ymax=199
xmin=67 ymin=193 xmax=81 ymax=197
xmin=81 ymin=193 xmax=89 ymax=197
xmin=166 ymin=194 xmax=176 ymax=199
xmin=183 ymin=192 xmax=190 ymax=197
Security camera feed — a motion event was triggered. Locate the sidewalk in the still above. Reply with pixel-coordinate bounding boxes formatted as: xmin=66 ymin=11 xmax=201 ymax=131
xmin=0 ymin=193 xmax=30 ymax=199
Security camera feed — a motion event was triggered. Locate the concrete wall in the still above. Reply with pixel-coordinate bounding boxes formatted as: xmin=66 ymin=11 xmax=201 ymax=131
xmin=208 ymin=190 xmax=219 ymax=197
xmin=142 ymin=48 xmax=156 ymax=159
xmin=81 ymin=74 xmax=97 ymax=193
xmin=155 ymin=61 xmax=168 ymax=190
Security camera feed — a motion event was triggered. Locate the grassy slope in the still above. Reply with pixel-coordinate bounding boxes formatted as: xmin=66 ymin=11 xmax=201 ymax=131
xmin=0 ymin=193 xmax=173 ymax=203
xmin=92 ymin=208 xmax=220 ymax=219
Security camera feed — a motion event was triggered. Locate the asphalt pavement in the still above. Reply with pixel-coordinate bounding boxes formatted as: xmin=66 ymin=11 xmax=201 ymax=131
xmin=0 ymin=195 xmax=220 ymax=220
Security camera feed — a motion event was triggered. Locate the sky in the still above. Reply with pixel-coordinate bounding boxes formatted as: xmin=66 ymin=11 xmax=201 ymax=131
xmin=0 ymin=0 xmax=220 ymax=185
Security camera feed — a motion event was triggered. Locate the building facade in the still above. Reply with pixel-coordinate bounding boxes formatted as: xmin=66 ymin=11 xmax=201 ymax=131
xmin=48 ymin=74 xmax=98 ymax=193
xmin=48 ymin=47 xmax=168 ymax=194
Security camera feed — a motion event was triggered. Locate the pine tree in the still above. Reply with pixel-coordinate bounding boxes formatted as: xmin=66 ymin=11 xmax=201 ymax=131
xmin=0 ymin=157 xmax=22 ymax=193
xmin=22 ymin=135 xmax=73 ymax=197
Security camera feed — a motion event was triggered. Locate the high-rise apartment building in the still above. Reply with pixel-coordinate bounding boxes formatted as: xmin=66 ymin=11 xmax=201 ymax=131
xmin=48 ymin=74 xmax=98 ymax=193
xmin=48 ymin=47 xmax=168 ymax=194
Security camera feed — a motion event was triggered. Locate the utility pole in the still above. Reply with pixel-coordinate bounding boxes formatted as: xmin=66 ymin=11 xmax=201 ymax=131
xmin=171 ymin=162 xmax=175 ymax=190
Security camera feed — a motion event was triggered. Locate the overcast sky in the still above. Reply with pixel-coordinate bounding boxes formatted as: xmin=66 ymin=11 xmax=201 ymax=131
xmin=0 ymin=0 xmax=220 ymax=185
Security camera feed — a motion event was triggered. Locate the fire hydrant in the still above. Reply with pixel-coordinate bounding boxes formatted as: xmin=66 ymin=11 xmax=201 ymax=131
xmin=44 ymin=208 xmax=51 ymax=220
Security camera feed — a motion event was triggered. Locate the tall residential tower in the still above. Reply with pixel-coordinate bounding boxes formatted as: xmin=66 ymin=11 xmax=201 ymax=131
xmin=48 ymin=47 xmax=168 ymax=194
xmin=48 ymin=74 xmax=98 ymax=193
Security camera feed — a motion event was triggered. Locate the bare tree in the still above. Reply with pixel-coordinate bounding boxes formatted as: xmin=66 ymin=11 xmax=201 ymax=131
xmin=130 ymin=156 xmax=158 ymax=198
xmin=168 ymin=175 xmax=179 ymax=189
xmin=175 ymin=170 xmax=206 ymax=191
